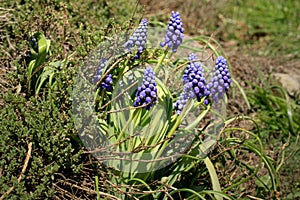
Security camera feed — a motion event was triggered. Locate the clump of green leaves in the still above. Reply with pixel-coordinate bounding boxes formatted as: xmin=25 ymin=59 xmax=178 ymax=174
xmin=27 ymin=32 xmax=51 ymax=93
xmin=250 ymin=82 xmax=300 ymax=138
xmin=73 ymin=19 xmax=242 ymax=198
xmin=249 ymin=78 xmax=300 ymax=198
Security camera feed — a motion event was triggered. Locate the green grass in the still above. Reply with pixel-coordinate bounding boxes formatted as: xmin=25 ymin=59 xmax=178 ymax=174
xmin=248 ymin=74 xmax=300 ymax=198
xmin=223 ymin=0 xmax=300 ymax=57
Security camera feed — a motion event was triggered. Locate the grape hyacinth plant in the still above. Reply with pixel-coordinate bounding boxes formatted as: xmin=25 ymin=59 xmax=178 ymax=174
xmin=124 ymin=18 xmax=149 ymax=59
xmin=93 ymin=58 xmax=113 ymax=92
xmin=74 ymin=10 xmax=238 ymax=199
xmin=207 ymin=56 xmax=231 ymax=103
xmin=133 ymin=67 xmax=158 ymax=110
xmin=160 ymin=11 xmax=184 ymax=53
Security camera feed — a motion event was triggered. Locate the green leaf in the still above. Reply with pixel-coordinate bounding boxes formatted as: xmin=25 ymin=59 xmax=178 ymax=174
xmin=185 ymin=103 xmax=210 ymax=131
xmin=35 ymin=66 xmax=56 ymax=95
xmin=27 ymin=59 xmax=36 ymax=83
xmin=35 ymin=33 xmax=50 ymax=68
xmin=204 ymin=157 xmax=223 ymax=200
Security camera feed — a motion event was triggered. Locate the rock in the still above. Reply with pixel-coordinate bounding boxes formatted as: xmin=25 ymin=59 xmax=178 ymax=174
xmin=272 ymin=73 xmax=300 ymax=96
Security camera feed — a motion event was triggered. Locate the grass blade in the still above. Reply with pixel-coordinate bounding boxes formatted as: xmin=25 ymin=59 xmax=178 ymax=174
xmin=204 ymin=157 xmax=223 ymax=200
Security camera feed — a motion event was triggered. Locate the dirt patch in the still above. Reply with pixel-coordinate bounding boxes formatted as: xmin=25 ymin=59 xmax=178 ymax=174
xmin=141 ymin=0 xmax=228 ymax=36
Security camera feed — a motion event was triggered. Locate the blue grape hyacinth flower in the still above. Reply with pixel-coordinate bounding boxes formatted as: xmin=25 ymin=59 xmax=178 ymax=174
xmin=174 ymin=54 xmax=210 ymax=114
xmin=160 ymin=11 xmax=184 ymax=53
xmin=133 ymin=67 xmax=158 ymax=110
xmin=183 ymin=53 xmax=204 ymax=83
xmin=93 ymin=58 xmax=113 ymax=92
xmin=207 ymin=56 xmax=231 ymax=103
xmin=124 ymin=18 xmax=149 ymax=58
xmin=182 ymin=54 xmax=210 ymax=103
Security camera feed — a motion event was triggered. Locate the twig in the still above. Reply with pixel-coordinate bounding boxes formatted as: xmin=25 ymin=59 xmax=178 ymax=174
xmin=57 ymin=181 xmax=121 ymax=200
xmin=6 ymin=32 xmax=15 ymax=51
xmin=0 ymin=142 xmax=32 ymax=200
xmin=53 ymin=183 xmax=79 ymax=200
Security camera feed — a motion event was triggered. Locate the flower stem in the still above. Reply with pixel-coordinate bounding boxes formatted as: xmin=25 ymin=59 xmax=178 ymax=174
xmin=154 ymin=49 xmax=168 ymax=73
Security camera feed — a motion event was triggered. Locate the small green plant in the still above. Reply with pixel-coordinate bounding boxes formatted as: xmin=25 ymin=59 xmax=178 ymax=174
xmin=250 ymin=82 xmax=300 ymax=138
xmin=26 ymin=32 xmax=76 ymax=106
xmin=73 ymin=11 xmax=245 ymax=199
xmin=27 ymin=32 xmax=51 ymax=93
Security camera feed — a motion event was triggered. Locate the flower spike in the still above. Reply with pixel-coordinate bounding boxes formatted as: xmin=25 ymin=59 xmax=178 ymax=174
xmin=160 ymin=11 xmax=184 ymax=53
xmin=207 ymin=56 xmax=231 ymax=103
xmin=183 ymin=54 xmax=209 ymax=103
xmin=93 ymin=58 xmax=113 ymax=92
xmin=124 ymin=19 xmax=149 ymax=58
xmin=133 ymin=68 xmax=158 ymax=110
